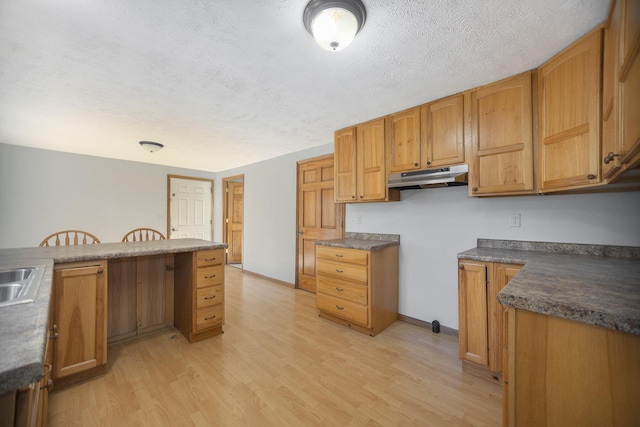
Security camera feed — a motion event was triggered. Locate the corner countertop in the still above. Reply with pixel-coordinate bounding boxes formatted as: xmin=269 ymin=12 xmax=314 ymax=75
xmin=458 ymin=239 xmax=640 ymax=336
xmin=316 ymin=232 xmax=400 ymax=251
xmin=0 ymin=238 xmax=227 ymax=395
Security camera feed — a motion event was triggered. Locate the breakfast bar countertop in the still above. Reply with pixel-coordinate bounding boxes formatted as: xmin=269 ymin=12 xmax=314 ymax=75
xmin=458 ymin=239 xmax=640 ymax=336
xmin=0 ymin=238 xmax=227 ymax=395
xmin=316 ymin=232 xmax=400 ymax=251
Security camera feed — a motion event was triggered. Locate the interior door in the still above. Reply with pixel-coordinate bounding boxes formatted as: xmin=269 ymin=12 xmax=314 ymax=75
xmin=224 ymin=178 xmax=244 ymax=264
xmin=296 ymin=154 xmax=345 ymax=292
xmin=168 ymin=176 xmax=213 ymax=240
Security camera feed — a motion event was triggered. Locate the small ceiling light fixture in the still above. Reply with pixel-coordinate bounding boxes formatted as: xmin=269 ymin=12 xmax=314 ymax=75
xmin=303 ymin=0 xmax=366 ymax=52
xmin=139 ymin=141 xmax=164 ymax=153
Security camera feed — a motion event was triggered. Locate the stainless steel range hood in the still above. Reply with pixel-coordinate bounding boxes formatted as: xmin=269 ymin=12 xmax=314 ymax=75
xmin=388 ymin=164 xmax=468 ymax=190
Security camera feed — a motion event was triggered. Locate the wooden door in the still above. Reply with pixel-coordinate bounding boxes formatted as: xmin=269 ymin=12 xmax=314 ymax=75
xmin=167 ymin=175 xmax=213 ymax=240
xmin=538 ymin=29 xmax=602 ymax=191
xmin=388 ymin=107 xmax=421 ymax=173
xmin=225 ymin=179 xmax=244 ymax=264
xmin=458 ymin=261 xmax=489 ymax=367
xmin=469 ymin=71 xmax=534 ymax=196
xmin=297 ymin=155 xmax=345 ymax=292
xmin=422 ymin=93 xmax=465 ymax=168
xmin=357 ymin=118 xmax=387 ymax=201
xmin=53 ymin=261 xmax=107 ymax=379
xmin=334 ymin=127 xmax=357 ymax=202
xmin=490 ymin=263 xmax=522 ymax=374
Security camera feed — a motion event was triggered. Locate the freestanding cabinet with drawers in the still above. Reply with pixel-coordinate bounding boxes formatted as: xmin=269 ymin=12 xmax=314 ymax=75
xmin=315 ymin=244 xmax=399 ymax=336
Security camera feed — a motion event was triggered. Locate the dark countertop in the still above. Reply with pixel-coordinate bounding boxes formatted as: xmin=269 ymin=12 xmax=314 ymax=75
xmin=316 ymin=232 xmax=400 ymax=251
xmin=458 ymin=239 xmax=640 ymax=336
xmin=0 ymin=239 xmax=227 ymax=395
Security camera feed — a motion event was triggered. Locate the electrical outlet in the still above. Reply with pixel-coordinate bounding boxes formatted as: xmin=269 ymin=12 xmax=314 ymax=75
xmin=356 ymin=214 xmax=362 ymax=224
xmin=509 ymin=213 xmax=521 ymax=227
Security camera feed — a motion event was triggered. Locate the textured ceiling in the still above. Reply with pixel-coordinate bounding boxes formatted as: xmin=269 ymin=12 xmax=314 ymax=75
xmin=0 ymin=0 xmax=609 ymax=172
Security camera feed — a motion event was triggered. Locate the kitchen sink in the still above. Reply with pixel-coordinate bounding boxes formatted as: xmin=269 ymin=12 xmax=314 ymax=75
xmin=0 ymin=265 xmax=45 ymax=307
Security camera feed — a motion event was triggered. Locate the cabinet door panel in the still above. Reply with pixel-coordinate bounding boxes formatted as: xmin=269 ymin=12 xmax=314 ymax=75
xmin=317 ymin=259 xmax=368 ymax=284
xmin=422 ymin=93 xmax=465 ymax=167
xmin=317 ymin=276 xmax=367 ymax=305
xmin=490 ymin=264 xmax=522 ymax=374
xmin=458 ymin=261 xmax=489 ymax=367
xmin=357 ymin=119 xmax=387 ymax=201
xmin=317 ymin=292 xmax=368 ymax=326
xmin=389 ymin=108 xmax=421 ymax=173
xmin=334 ymin=128 xmax=357 ymax=202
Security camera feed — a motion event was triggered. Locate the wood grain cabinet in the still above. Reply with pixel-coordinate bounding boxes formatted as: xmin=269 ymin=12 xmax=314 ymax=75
xmin=458 ymin=260 xmax=522 ymax=383
xmin=315 ymin=245 xmax=398 ymax=336
xmin=388 ymin=93 xmax=466 ymax=174
xmin=602 ymin=0 xmax=640 ymax=181
xmin=52 ymin=260 xmax=108 ymax=389
xmin=335 ymin=118 xmax=399 ymax=203
xmin=174 ymin=249 xmax=225 ymax=343
xmin=537 ymin=29 xmax=603 ymax=192
xmin=468 ymin=72 xmax=535 ymax=196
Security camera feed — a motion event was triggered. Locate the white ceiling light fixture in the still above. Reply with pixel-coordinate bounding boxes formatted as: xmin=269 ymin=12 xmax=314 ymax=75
xmin=303 ymin=0 xmax=366 ymax=52
xmin=139 ymin=141 xmax=164 ymax=153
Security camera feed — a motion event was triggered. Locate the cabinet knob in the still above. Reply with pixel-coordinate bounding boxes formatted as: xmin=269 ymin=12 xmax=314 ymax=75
xmin=359 ymin=195 xmax=363 ymax=199
xmin=98 ymin=269 xmax=104 ymax=274
xmin=587 ymin=174 xmax=596 ymax=180
xmin=351 ymin=195 xmax=355 ymax=199
xmin=603 ymin=152 xmax=619 ymax=164
xmin=414 ymin=163 xmax=419 ymax=167
xmin=459 ymin=264 xmax=464 ymax=270
xmin=472 ymin=187 xmax=478 ymax=192
xmin=426 ymin=161 xmax=431 ymax=166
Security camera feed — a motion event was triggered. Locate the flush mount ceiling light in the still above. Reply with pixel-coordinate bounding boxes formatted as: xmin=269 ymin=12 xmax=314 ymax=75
xmin=303 ymin=0 xmax=366 ymax=52
xmin=139 ymin=141 xmax=164 ymax=153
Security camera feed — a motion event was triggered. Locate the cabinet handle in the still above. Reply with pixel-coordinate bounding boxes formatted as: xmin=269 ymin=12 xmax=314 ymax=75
xmin=336 ymin=305 xmax=344 ymax=310
xmin=472 ymin=187 xmax=478 ymax=192
xmin=426 ymin=161 xmax=431 ymax=166
xmin=98 ymin=269 xmax=104 ymax=274
xmin=414 ymin=162 xmax=419 ymax=167
xmin=204 ymin=295 xmax=216 ymax=300
xmin=459 ymin=264 xmax=464 ymax=270
xmin=335 ymin=254 xmax=343 ymax=258
xmin=359 ymin=195 xmax=363 ymax=199
xmin=336 ymin=287 xmax=344 ymax=291
xmin=204 ymin=315 xmax=217 ymax=320
xmin=335 ymin=269 xmax=344 ymax=273
xmin=603 ymin=152 xmax=619 ymax=164
xmin=351 ymin=195 xmax=356 ymax=199
xmin=587 ymin=174 xmax=596 ymax=180
xmin=204 ymin=257 xmax=216 ymax=261
xmin=205 ymin=274 xmax=216 ymax=279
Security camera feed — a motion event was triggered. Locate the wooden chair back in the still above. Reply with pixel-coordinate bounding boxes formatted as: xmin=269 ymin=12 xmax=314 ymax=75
xmin=122 ymin=228 xmax=166 ymax=242
xmin=40 ymin=230 xmax=102 ymax=247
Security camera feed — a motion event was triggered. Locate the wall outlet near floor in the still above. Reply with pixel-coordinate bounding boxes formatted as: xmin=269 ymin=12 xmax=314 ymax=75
xmin=509 ymin=213 xmax=521 ymax=227
xmin=356 ymin=214 xmax=362 ymax=224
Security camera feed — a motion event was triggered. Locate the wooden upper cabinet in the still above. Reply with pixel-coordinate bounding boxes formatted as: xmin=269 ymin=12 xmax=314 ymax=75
xmin=388 ymin=93 xmax=466 ymax=174
xmin=421 ymin=93 xmax=465 ymax=168
xmin=334 ymin=127 xmax=357 ymax=202
xmin=538 ymin=29 xmax=603 ymax=192
xmin=618 ymin=0 xmax=640 ymax=170
xmin=602 ymin=0 xmax=622 ymax=179
xmin=388 ymin=108 xmax=421 ymax=173
xmin=469 ymin=71 xmax=534 ymax=196
xmin=335 ymin=119 xmax=397 ymax=203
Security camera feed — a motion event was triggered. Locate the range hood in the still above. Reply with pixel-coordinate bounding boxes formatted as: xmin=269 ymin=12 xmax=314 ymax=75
xmin=388 ymin=164 xmax=468 ymax=190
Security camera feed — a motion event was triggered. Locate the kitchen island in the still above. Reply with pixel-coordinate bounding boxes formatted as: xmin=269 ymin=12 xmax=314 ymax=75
xmin=458 ymin=239 xmax=640 ymax=426
xmin=0 ymin=238 xmax=227 ymax=397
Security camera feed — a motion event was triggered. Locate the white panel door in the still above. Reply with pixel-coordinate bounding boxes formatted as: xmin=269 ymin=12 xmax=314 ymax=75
xmin=169 ymin=177 xmax=213 ymax=240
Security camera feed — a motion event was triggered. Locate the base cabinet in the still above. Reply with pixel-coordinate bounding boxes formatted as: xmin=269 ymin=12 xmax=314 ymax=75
xmin=174 ymin=249 xmax=225 ymax=343
xmin=52 ymin=260 xmax=108 ymax=389
xmin=507 ymin=308 xmax=640 ymax=426
xmin=458 ymin=260 xmax=522 ymax=383
xmin=316 ymin=245 xmax=399 ymax=336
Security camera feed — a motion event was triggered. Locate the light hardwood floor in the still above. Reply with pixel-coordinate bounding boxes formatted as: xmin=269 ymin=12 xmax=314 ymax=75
xmin=49 ymin=266 xmax=501 ymax=426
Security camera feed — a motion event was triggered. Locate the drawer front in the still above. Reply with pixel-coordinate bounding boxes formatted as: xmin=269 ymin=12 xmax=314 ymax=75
xmin=196 ymin=304 xmax=224 ymax=331
xmin=196 ymin=265 xmax=224 ymax=288
xmin=317 ymin=293 xmax=368 ymax=326
xmin=316 ymin=246 xmax=368 ymax=265
xmin=196 ymin=285 xmax=224 ymax=309
xmin=317 ymin=259 xmax=367 ymax=284
xmin=196 ymin=249 xmax=224 ymax=267
xmin=317 ymin=276 xmax=367 ymax=305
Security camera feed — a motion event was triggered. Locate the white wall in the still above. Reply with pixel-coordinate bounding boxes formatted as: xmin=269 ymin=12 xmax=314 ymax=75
xmin=0 ymin=143 xmax=214 ymax=248
xmin=345 ymin=186 xmax=640 ymax=329
xmin=2 ymin=142 xmax=639 ymax=331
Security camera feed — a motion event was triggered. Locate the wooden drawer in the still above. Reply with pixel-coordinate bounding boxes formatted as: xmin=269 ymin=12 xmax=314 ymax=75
xmin=196 ymin=250 xmax=223 ymax=267
xmin=317 ymin=258 xmax=367 ymax=284
xmin=196 ymin=304 xmax=224 ymax=332
xmin=196 ymin=265 xmax=223 ymax=288
xmin=196 ymin=285 xmax=224 ymax=309
xmin=317 ymin=293 xmax=368 ymax=326
xmin=317 ymin=276 xmax=367 ymax=305
xmin=316 ymin=246 xmax=368 ymax=265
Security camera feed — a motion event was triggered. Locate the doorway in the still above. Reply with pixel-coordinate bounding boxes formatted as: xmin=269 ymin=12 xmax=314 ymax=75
xmin=167 ymin=175 xmax=214 ymax=240
xmin=222 ymin=175 xmax=244 ymax=268
xmin=296 ymin=154 xmax=345 ymax=292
